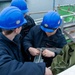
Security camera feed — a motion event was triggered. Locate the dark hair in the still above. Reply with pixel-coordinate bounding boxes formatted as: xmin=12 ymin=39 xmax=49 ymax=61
xmin=2 ymin=29 xmax=15 ymax=35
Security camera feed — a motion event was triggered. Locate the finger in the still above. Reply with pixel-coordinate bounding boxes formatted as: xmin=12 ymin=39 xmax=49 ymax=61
xmin=43 ymin=52 xmax=46 ymax=56
xmin=42 ymin=51 xmax=46 ymax=54
xmin=36 ymin=52 xmax=40 ymax=55
xmin=44 ymin=54 xmax=47 ymax=57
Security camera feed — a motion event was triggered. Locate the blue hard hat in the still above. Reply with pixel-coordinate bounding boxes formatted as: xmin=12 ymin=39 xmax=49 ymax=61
xmin=40 ymin=11 xmax=62 ymax=32
xmin=11 ymin=0 xmax=29 ymax=14
xmin=0 ymin=6 xmax=27 ymax=30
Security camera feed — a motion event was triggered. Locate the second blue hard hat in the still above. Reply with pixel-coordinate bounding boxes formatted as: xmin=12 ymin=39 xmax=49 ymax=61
xmin=40 ymin=11 xmax=62 ymax=32
xmin=10 ymin=0 xmax=29 ymax=14
xmin=0 ymin=6 xmax=27 ymax=30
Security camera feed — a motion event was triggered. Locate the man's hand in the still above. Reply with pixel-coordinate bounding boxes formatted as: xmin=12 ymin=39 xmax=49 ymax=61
xmin=42 ymin=49 xmax=55 ymax=57
xmin=45 ymin=68 xmax=53 ymax=75
xmin=28 ymin=47 xmax=40 ymax=56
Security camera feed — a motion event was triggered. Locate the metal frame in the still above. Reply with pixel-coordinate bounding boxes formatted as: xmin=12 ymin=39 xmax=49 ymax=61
xmin=61 ymin=14 xmax=75 ymax=42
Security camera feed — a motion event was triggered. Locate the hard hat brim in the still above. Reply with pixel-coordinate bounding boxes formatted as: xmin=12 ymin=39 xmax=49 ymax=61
xmin=21 ymin=18 xmax=27 ymax=26
xmin=40 ymin=25 xmax=55 ymax=32
xmin=0 ymin=19 xmax=27 ymax=30
xmin=22 ymin=9 xmax=29 ymax=14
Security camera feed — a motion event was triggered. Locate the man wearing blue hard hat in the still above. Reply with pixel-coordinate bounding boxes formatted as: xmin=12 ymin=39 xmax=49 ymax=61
xmin=23 ymin=11 xmax=67 ymax=67
xmin=0 ymin=6 xmax=52 ymax=75
xmin=10 ymin=0 xmax=36 ymax=61
xmin=10 ymin=0 xmax=36 ymax=39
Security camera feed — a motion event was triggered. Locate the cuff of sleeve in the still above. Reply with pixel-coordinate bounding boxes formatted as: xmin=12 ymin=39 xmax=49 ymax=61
xmin=54 ymin=52 xmax=57 ymax=57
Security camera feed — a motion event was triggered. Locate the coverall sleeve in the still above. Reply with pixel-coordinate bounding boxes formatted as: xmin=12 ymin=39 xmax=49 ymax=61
xmin=23 ymin=27 xmax=34 ymax=52
xmin=0 ymin=49 xmax=45 ymax=75
xmin=56 ymin=28 xmax=67 ymax=48
xmin=58 ymin=34 xmax=67 ymax=48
